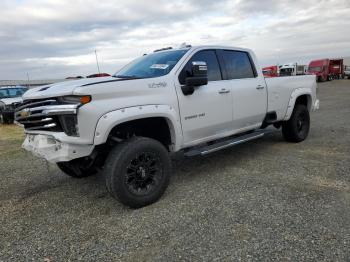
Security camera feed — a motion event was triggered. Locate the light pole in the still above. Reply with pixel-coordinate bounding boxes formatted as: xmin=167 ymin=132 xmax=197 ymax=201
xmin=95 ymin=50 xmax=101 ymax=74
xmin=26 ymin=72 xmax=30 ymax=88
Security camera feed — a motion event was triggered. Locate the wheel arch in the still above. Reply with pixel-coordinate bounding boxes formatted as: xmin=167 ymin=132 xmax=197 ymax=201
xmin=284 ymin=89 xmax=312 ymax=121
xmin=93 ymin=105 xmax=182 ymax=151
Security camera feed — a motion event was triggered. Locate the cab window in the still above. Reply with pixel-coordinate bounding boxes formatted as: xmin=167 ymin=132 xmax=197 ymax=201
xmin=221 ymin=50 xmax=256 ymax=79
xmin=179 ymin=50 xmax=222 ymax=84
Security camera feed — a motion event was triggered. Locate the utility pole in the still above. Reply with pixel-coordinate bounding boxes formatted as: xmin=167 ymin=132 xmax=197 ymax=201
xmin=95 ymin=49 xmax=101 ymax=74
xmin=26 ymin=72 xmax=30 ymax=88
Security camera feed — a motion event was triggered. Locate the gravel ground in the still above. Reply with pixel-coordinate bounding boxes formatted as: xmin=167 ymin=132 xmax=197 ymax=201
xmin=0 ymin=80 xmax=350 ymax=261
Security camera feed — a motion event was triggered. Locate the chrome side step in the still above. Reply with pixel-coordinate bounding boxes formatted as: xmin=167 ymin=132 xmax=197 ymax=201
xmin=184 ymin=129 xmax=273 ymax=157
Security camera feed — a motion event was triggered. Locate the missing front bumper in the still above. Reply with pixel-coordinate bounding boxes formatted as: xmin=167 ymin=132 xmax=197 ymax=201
xmin=22 ymin=134 xmax=94 ymax=163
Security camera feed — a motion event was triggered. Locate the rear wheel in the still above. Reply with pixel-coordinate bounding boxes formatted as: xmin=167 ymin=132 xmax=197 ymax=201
xmin=282 ymin=104 xmax=310 ymax=143
xmin=57 ymin=158 xmax=98 ymax=178
xmin=105 ymin=137 xmax=171 ymax=208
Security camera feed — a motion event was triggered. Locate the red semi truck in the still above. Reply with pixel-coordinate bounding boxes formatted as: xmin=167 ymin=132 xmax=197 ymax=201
xmin=329 ymin=59 xmax=344 ymax=79
xmin=308 ymin=59 xmax=330 ymax=82
xmin=308 ymin=58 xmax=345 ymax=82
xmin=262 ymin=65 xmax=279 ymax=77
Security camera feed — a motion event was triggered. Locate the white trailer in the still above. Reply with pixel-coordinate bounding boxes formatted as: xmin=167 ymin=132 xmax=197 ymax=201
xmin=280 ymin=63 xmax=307 ymax=76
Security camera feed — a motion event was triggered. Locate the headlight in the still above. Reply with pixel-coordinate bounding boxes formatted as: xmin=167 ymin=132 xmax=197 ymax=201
xmin=56 ymin=96 xmax=91 ymax=137
xmin=58 ymin=115 xmax=79 ymax=136
xmin=0 ymin=101 xmax=5 ymax=110
xmin=58 ymin=95 xmax=91 ymax=105
xmin=7 ymin=103 xmax=16 ymax=110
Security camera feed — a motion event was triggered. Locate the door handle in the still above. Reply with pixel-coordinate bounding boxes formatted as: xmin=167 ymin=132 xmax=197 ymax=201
xmin=219 ymin=88 xmax=230 ymax=94
xmin=256 ymin=85 xmax=265 ymax=90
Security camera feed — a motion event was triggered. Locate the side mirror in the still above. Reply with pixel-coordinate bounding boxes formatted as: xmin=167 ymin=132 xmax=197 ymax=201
xmin=182 ymin=61 xmax=208 ymax=96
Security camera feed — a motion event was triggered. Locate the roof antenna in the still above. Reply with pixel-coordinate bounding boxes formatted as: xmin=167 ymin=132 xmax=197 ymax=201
xmin=179 ymin=42 xmax=191 ymax=48
xmin=95 ymin=49 xmax=101 ymax=74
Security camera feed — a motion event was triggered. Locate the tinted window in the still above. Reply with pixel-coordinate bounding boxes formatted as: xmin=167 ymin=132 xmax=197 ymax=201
xmin=0 ymin=88 xmax=27 ymax=98
xmin=0 ymin=89 xmax=8 ymax=98
xmin=8 ymin=88 xmax=27 ymax=96
xmin=179 ymin=50 xmax=222 ymax=84
xmin=222 ymin=51 xmax=255 ymax=79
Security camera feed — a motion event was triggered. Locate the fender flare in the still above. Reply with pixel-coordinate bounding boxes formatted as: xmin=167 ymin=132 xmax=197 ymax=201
xmin=283 ymin=88 xmax=312 ymax=121
xmin=93 ymin=104 xmax=183 ymax=151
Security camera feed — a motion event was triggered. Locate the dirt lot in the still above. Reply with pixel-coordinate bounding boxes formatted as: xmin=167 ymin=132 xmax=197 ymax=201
xmin=0 ymin=80 xmax=350 ymax=261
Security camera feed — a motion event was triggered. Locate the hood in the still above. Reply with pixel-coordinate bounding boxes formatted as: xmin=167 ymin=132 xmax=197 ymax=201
xmin=22 ymin=77 xmax=119 ymax=100
xmin=0 ymin=97 xmax=23 ymax=105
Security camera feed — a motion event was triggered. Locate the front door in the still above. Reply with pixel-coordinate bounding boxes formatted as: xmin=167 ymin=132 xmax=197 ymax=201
xmin=175 ymin=49 xmax=233 ymax=146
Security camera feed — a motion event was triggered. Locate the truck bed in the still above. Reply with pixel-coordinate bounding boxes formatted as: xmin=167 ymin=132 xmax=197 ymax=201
xmin=265 ymin=75 xmax=317 ymax=120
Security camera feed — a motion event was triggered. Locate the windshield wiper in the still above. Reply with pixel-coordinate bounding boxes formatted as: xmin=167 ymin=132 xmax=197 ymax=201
xmin=114 ymin=75 xmax=143 ymax=79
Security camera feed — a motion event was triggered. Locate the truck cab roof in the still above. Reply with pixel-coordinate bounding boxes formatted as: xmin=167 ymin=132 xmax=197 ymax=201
xmin=154 ymin=45 xmax=254 ymax=54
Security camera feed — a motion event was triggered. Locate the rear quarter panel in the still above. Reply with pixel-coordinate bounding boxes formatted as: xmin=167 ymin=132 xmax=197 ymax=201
xmin=265 ymin=75 xmax=317 ymax=120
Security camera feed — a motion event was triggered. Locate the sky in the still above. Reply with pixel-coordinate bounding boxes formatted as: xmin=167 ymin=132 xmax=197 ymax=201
xmin=0 ymin=0 xmax=350 ymax=80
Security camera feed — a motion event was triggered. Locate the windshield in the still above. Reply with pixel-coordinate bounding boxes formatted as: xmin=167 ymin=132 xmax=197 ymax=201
xmin=0 ymin=88 xmax=27 ymax=99
xmin=114 ymin=49 xmax=189 ymax=79
xmin=309 ymin=66 xmax=322 ymax=72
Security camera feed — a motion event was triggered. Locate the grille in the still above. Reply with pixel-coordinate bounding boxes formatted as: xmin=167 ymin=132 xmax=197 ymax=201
xmin=15 ymin=99 xmax=61 ymax=131
xmin=15 ymin=98 xmax=78 ymax=134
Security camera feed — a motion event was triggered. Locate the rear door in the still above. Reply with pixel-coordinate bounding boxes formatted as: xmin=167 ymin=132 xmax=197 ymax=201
xmin=218 ymin=50 xmax=267 ymax=130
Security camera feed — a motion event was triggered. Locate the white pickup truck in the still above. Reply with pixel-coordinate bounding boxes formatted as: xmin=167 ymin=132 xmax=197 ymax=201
xmin=16 ymin=45 xmax=319 ymax=208
xmin=0 ymin=86 xmax=28 ymax=124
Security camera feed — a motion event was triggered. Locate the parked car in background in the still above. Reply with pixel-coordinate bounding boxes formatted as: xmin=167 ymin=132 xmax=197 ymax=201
xmin=279 ymin=63 xmax=307 ymax=76
xmin=308 ymin=59 xmax=331 ymax=82
xmin=344 ymin=65 xmax=350 ymax=79
xmin=86 ymin=73 xmax=111 ymax=78
xmin=329 ymin=59 xmax=344 ymax=79
xmin=0 ymin=86 xmax=28 ymax=124
xmin=262 ymin=66 xmax=279 ymax=77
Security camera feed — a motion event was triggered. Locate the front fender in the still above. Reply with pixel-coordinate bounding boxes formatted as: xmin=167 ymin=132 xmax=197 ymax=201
xmin=93 ymin=105 xmax=183 ymax=151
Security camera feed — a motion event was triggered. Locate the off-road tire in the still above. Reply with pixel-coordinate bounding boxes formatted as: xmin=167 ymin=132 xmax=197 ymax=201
xmin=282 ymin=104 xmax=310 ymax=143
xmin=1 ymin=114 xmax=12 ymax=124
xmin=105 ymin=137 xmax=171 ymax=208
xmin=57 ymin=159 xmax=98 ymax=178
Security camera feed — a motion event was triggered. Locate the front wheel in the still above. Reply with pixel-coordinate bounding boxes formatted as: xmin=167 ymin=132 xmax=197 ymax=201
xmin=282 ymin=104 xmax=310 ymax=143
xmin=105 ymin=137 xmax=171 ymax=208
xmin=1 ymin=113 xmax=13 ymax=124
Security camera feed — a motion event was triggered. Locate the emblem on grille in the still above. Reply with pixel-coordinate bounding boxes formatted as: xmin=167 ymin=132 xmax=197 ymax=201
xmin=20 ymin=109 xmax=31 ymax=118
